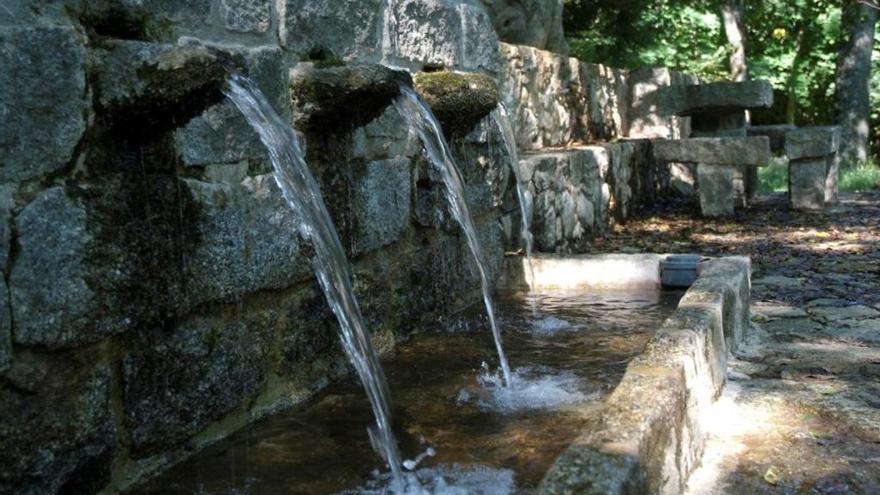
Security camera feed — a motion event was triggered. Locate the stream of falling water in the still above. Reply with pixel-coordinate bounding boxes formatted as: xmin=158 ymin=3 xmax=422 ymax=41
xmin=224 ymin=74 xmax=409 ymax=491
xmin=393 ymin=85 xmax=512 ymax=387
xmin=489 ymin=104 xmax=537 ymax=312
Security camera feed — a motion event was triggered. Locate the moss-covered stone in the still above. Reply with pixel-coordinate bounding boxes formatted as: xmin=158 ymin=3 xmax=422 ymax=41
xmin=413 ymin=70 xmax=499 ymax=139
xmin=93 ymin=40 xmax=243 ymax=137
xmin=289 ymin=63 xmax=412 ymax=133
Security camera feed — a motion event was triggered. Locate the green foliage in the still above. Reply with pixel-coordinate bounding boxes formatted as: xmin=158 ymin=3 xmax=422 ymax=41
xmin=564 ymin=1 xmax=848 ymax=132
xmin=840 ymin=162 xmax=880 ymax=191
xmin=758 ymin=159 xmax=789 ymax=193
xmin=758 ymin=160 xmax=880 ymax=193
xmin=565 ymin=0 xmax=729 ymax=81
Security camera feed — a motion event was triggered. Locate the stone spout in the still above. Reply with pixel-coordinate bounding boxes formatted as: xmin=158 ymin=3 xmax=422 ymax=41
xmin=413 ymin=70 xmax=499 ymax=139
xmin=93 ymin=40 xmax=246 ymax=135
xmin=289 ymin=63 xmax=413 ymax=133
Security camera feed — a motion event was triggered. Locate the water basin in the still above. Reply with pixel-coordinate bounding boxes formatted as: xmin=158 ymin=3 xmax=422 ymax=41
xmin=134 ymin=289 xmax=683 ymax=494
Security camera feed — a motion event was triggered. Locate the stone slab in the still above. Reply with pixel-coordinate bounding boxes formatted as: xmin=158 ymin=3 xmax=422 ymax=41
xmin=0 ymin=25 xmax=87 ymax=182
xmin=698 ymin=164 xmax=736 ymax=217
xmin=653 ymin=137 xmax=770 ymax=166
xmin=785 ymin=126 xmax=841 ymax=160
xmin=539 ymin=257 xmax=751 ymax=494
xmin=789 ymin=158 xmax=827 ymax=211
xmin=748 ymin=124 xmax=797 ymax=153
xmin=661 ymin=80 xmax=773 ymax=116
xmin=498 ymin=253 xmax=665 ymax=290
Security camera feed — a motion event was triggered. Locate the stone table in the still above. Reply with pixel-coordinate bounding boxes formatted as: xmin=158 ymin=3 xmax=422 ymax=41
xmin=653 ymin=136 xmax=771 ymax=217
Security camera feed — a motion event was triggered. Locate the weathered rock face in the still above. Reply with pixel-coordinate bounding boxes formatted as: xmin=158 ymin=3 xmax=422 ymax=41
xmin=414 ymin=70 xmax=499 ymax=138
xmin=517 ymin=141 xmax=670 ymax=253
xmin=653 ymin=137 xmax=771 ymax=166
xmin=279 ymin=0 xmax=500 ymax=73
xmin=0 ymin=358 xmax=115 ymax=495
xmin=479 ymin=0 xmax=569 ymax=54
xmin=0 ymin=24 xmax=87 ymax=182
xmin=290 ymin=63 xmax=412 ymax=133
xmin=628 ymin=67 xmax=697 ymax=140
xmin=498 ymin=43 xmax=628 ymax=150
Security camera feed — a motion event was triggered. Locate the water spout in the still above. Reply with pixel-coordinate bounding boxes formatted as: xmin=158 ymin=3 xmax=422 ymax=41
xmin=224 ymin=74 xmax=408 ymax=489
xmin=489 ymin=104 xmax=537 ymax=309
xmin=393 ymin=85 xmax=512 ymax=387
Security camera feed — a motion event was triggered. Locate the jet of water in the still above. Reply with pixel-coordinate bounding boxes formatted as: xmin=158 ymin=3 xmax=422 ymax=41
xmin=224 ymin=74 xmax=408 ymax=490
xmin=393 ymin=85 xmax=512 ymax=387
xmin=489 ymin=104 xmax=538 ymax=312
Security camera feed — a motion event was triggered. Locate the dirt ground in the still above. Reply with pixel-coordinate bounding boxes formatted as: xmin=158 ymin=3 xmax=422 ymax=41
xmin=597 ymin=193 xmax=880 ymax=494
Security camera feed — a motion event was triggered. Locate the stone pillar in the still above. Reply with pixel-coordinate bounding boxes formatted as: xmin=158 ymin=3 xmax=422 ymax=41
xmin=784 ymin=126 xmax=841 ymax=211
xmin=698 ymin=164 xmax=736 ymax=217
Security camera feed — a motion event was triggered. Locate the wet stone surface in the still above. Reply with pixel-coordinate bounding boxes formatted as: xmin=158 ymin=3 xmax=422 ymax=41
xmin=589 ymin=192 xmax=880 ymax=494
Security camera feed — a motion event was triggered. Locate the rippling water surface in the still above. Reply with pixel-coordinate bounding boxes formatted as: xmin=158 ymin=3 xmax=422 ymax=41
xmin=136 ymin=289 xmax=682 ymax=495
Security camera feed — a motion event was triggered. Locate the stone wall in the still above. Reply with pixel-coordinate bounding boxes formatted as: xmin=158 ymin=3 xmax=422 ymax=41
xmin=0 ymin=1 xmax=508 ymax=493
xmin=1 ymin=2 xmax=698 ymax=493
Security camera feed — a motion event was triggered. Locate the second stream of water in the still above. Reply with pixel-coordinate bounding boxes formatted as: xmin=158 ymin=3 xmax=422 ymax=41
xmin=136 ymin=289 xmax=682 ymax=495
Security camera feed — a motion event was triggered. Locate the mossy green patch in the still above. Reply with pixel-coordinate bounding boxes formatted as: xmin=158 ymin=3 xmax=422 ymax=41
xmin=413 ymin=71 xmax=499 ymax=139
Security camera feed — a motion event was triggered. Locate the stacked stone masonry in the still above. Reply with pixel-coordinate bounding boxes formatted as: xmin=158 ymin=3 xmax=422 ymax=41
xmin=1 ymin=1 xmax=701 ymax=493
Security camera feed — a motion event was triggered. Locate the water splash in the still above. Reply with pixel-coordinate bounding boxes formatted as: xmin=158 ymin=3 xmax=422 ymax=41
xmin=224 ymin=74 xmax=408 ymax=490
xmin=393 ymin=85 xmax=512 ymax=387
xmin=347 ymin=464 xmax=516 ymax=495
xmin=471 ymin=363 xmax=594 ymax=414
xmin=530 ymin=316 xmax=573 ymax=336
xmin=489 ymin=105 xmax=537 ymax=309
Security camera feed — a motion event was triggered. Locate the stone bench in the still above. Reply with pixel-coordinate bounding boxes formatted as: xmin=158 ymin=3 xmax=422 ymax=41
xmin=658 ymin=80 xmax=774 ymax=205
xmin=653 ymin=136 xmax=771 ymax=217
xmin=748 ymin=124 xmax=797 ymax=154
xmin=785 ymin=126 xmax=841 ymax=210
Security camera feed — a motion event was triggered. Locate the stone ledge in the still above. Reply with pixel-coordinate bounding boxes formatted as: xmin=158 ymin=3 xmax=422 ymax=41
xmin=747 ymin=124 xmax=796 ymax=153
xmin=660 ymin=80 xmax=773 ymax=116
xmin=538 ymin=256 xmax=751 ymax=495
xmin=785 ymin=126 xmax=841 ymax=160
xmin=652 ymin=137 xmax=770 ymax=166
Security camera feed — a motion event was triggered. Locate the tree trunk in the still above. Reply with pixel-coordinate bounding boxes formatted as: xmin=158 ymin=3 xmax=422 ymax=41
xmin=834 ymin=0 xmax=878 ymax=167
xmin=721 ymin=0 xmax=748 ymax=82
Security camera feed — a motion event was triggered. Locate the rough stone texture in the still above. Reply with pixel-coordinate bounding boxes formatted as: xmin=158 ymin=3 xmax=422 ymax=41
xmin=784 ymin=126 xmax=841 ymax=160
xmin=498 ymin=43 xmax=628 ymax=150
xmin=0 ymin=279 xmax=10 ymax=373
xmin=748 ymin=124 xmax=797 ymax=154
xmin=627 ymin=67 xmax=696 ymax=139
xmin=584 ymin=63 xmax=629 ymax=140
xmin=478 ymin=0 xmax=568 ymax=54
xmin=698 ymin=164 xmax=736 ymax=217
xmin=653 ymin=137 xmax=771 ymax=166
xmin=123 ymin=310 xmax=275 ymax=454
xmin=175 ymin=45 xmax=285 ymax=167
xmin=414 ymin=70 xmax=499 ymax=138
xmin=660 ymin=80 xmax=774 ymax=116
xmin=539 ymin=257 xmax=751 ymax=495
xmin=93 ymin=40 xmax=236 ymax=134
xmin=0 ymin=24 xmax=87 ymax=182
xmin=0 ymin=360 xmax=115 ymax=495
xmin=391 ymin=0 xmax=500 ymax=73
xmin=351 ymin=157 xmax=413 ymax=256
xmin=219 ymin=0 xmax=272 ymax=33
xmin=290 ymin=63 xmax=411 ymax=133
xmin=0 ymin=186 xmax=13 ymax=372
xmin=183 ymin=175 xmax=311 ymax=306
xmin=789 ymin=158 xmax=828 ymax=211
xmin=10 ymin=188 xmax=98 ymax=348
xmin=279 ymin=0 xmax=383 ymax=61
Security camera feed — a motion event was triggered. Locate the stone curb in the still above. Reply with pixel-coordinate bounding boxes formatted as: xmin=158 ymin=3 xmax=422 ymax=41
xmin=537 ymin=256 xmax=751 ymax=495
